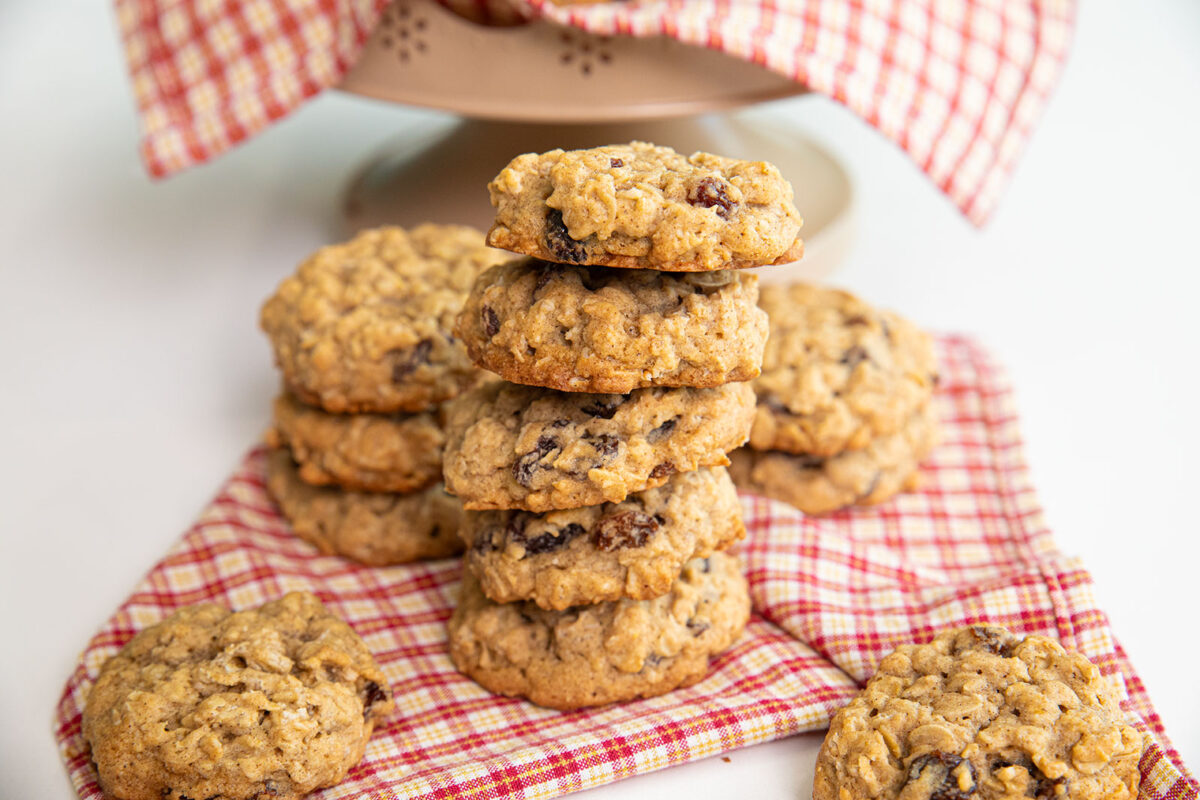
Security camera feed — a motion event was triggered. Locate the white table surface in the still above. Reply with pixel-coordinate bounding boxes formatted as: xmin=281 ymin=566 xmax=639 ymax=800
xmin=2 ymin=1 xmax=1197 ymax=797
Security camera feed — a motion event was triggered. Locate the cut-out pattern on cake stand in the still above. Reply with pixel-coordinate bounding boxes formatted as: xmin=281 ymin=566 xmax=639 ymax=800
xmin=340 ymin=0 xmax=805 ymax=121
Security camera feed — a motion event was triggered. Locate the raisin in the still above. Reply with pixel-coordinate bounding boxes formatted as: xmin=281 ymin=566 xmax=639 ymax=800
xmin=688 ymin=269 xmax=735 ymax=287
xmin=472 ymin=527 xmax=501 ymax=553
xmin=578 ymin=266 xmax=612 ymax=292
xmin=687 ymin=270 xmax=735 ymax=295
xmin=610 ymin=157 xmax=624 ymax=168
xmin=391 ymin=338 xmax=432 ymax=382
xmin=964 ymin=626 xmax=1015 ymax=657
xmin=512 ymin=435 xmax=559 ymax=487
xmin=581 ymin=397 xmax=622 ymax=419
xmin=648 ymin=417 xmax=677 ymax=441
xmin=840 ymin=346 xmax=869 ymax=368
xmin=687 ymin=620 xmax=710 ymax=635
xmin=698 ymin=558 xmax=711 ymax=572
xmin=906 ymin=752 xmax=977 ymax=800
xmin=1035 ymin=777 xmax=1069 ymax=799
xmin=363 ymin=681 xmax=388 ymax=717
xmin=545 ymin=208 xmax=587 ymax=263
xmin=550 ymin=418 xmax=571 ymax=428
xmin=593 ymin=510 xmax=659 ymax=551
xmin=649 ymin=462 xmax=676 ymax=479
xmin=481 ymin=306 xmax=500 ymax=337
xmin=991 ymin=756 xmax=1064 ymax=799
xmin=844 ymin=314 xmax=870 ymax=326
xmin=533 ymin=262 xmax=556 ymax=293
xmin=519 ymin=521 xmax=585 ymax=555
xmin=504 ymin=514 xmax=528 ymax=539
xmin=762 ymin=395 xmax=790 ymax=414
xmin=588 ymin=433 xmax=619 ymax=462
xmin=688 ymin=176 xmax=735 ymax=218
xmin=793 ymin=454 xmax=827 ymax=470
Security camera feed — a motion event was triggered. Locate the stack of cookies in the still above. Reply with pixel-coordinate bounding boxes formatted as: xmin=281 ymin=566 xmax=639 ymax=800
xmin=729 ymin=283 xmax=939 ymax=515
xmin=441 ymin=141 xmax=805 ymax=709
xmin=259 ymin=224 xmax=512 ymax=565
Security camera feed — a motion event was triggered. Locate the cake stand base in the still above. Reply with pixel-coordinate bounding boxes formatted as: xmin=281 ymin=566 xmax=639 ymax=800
xmin=342 ymin=112 xmax=854 ymax=281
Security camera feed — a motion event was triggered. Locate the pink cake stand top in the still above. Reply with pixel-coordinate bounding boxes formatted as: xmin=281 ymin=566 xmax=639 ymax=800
xmin=338 ymin=0 xmax=806 ymax=123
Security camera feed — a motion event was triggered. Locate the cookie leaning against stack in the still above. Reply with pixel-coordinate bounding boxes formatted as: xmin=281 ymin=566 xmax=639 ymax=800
xmin=259 ymin=224 xmax=513 ymax=564
xmin=442 ymin=141 xmax=805 ymax=709
xmin=82 ymin=592 xmax=395 ymax=800
xmin=729 ymin=282 xmax=940 ymax=514
xmin=814 ymin=625 xmax=1144 ymax=800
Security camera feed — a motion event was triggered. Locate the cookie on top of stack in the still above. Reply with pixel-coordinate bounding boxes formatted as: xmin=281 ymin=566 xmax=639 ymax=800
xmin=442 ymin=141 xmax=804 ymax=709
xmin=729 ymin=283 xmax=939 ymax=515
xmin=259 ymin=224 xmax=512 ymax=565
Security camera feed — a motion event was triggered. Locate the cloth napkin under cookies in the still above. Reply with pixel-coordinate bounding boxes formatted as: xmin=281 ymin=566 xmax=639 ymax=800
xmin=55 ymin=336 xmax=1196 ymax=800
xmin=114 ymin=0 xmax=1073 ymax=223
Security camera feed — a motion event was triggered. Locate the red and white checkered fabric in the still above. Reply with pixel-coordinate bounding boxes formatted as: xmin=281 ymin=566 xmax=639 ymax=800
xmin=116 ymin=0 xmax=1073 ymax=223
xmin=55 ymin=337 xmax=1195 ymax=799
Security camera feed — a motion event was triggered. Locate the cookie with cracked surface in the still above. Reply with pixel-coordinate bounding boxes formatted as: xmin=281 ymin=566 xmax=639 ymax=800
xmin=268 ymin=391 xmax=444 ymax=493
xmin=457 ymin=258 xmax=768 ymax=393
xmin=813 ymin=625 xmax=1144 ymax=800
xmin=487 ymin=141 xmax=804 ymax=271
xmin=82 ymin=591 xmax=394 ymax=800
xmin=448 ymin=551 xmax=749 ymax=709
xmin=265 ymin=448 xmax=463 ymax=565
xmin=260 ymin=224 xmax=512 ymax=414
xmin=730 ymin=404 xmax=937 ymax=515
xmin=442 ymin=380 xmax=755 ymax=512
xmin=750 ymin=282 xmax=937 ymax=456
xmin=461 ymin=465 xmax=744 ymax=610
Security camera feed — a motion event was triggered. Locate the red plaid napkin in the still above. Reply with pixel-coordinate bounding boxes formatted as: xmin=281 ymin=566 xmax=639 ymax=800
xmin=115 ymin=0 xmax=1073 ymax=223
xmin=55 ymin=336 xmax=1195 ymax=799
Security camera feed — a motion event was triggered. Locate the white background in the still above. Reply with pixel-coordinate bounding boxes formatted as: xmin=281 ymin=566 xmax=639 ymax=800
xmin=1 ymin=1 xmax=1197 ymax=797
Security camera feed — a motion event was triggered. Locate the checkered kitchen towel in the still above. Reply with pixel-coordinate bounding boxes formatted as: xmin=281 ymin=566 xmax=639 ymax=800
xmin=115 ymin=0 xmax=1072 ymax=223
xmin=55 ymin=336 xmax=1195 ymax=799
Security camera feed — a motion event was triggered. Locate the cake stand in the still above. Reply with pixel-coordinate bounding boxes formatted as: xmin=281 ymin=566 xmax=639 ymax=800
xmin=337 ymin=0 xmax=854 ymax=279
